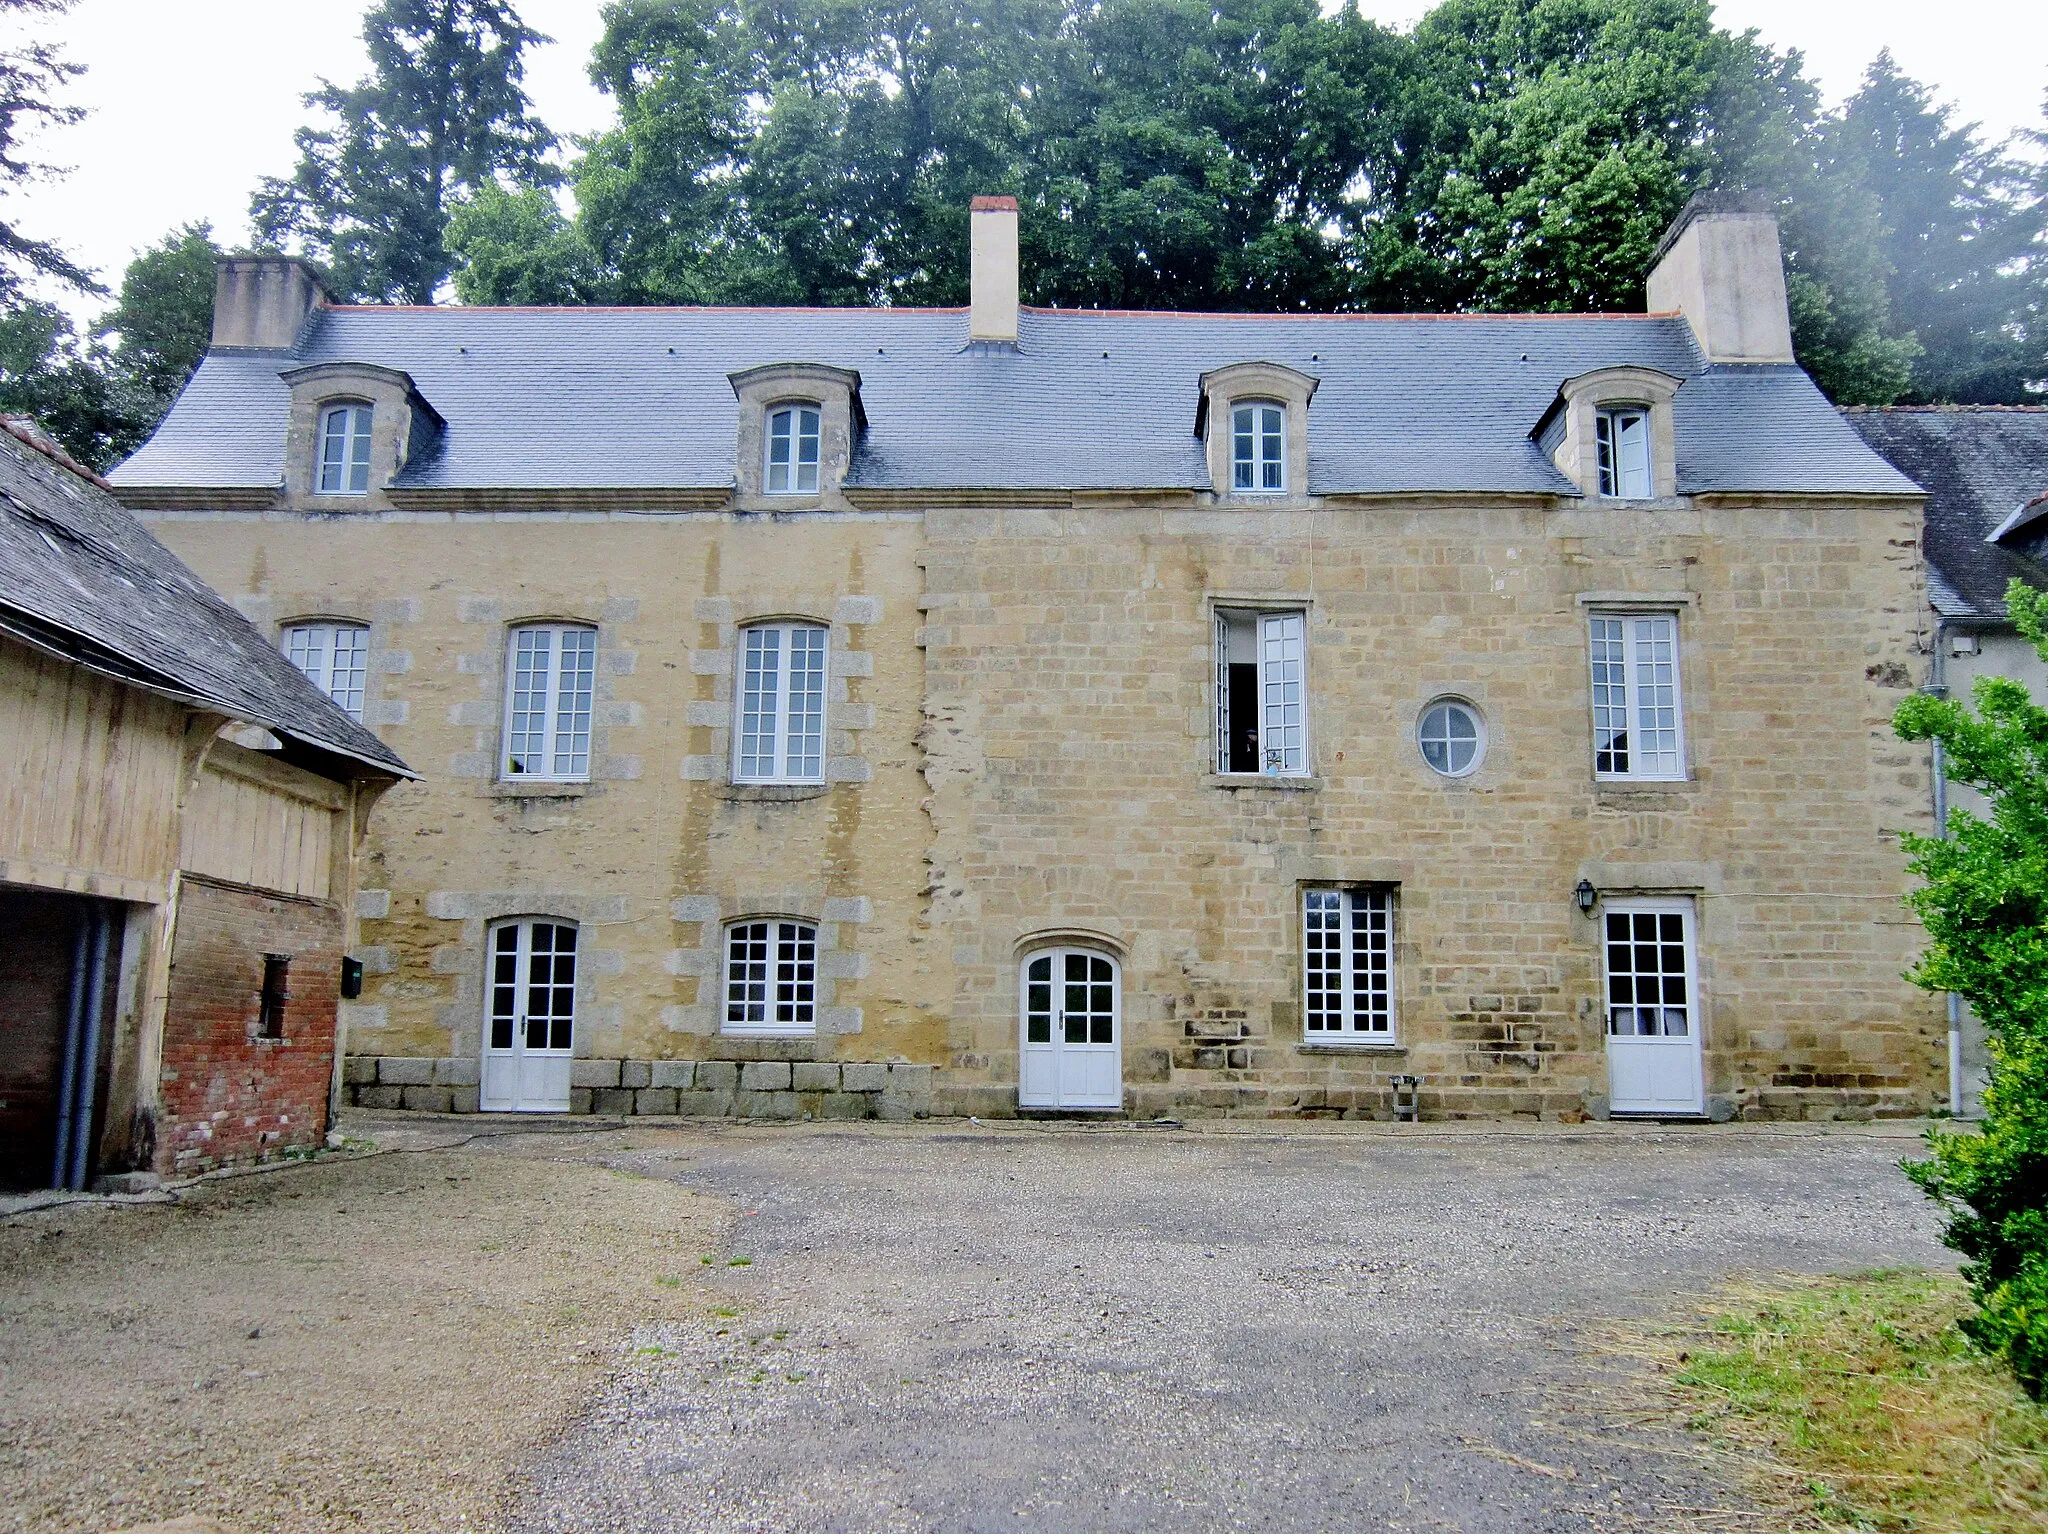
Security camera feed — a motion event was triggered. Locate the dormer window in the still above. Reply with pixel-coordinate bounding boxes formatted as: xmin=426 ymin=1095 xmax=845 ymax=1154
xmin=1233 ymin=403 xmax=1285 ymax=493
xmin=317 ymin=403 xmax=373 ymax=495
xmin=766 ymin=404 xmax=821 ymax=494
xmin=1596 ymin=408 xmax=1651 ymax=498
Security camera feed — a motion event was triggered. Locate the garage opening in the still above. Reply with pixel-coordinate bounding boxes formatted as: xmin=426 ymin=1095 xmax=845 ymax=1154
xmin=0 ymin=886 xmax=122 ymax=1191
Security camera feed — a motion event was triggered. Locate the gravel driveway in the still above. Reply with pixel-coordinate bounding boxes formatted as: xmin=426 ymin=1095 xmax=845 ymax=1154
xmin=497 ymin=1119 xmax=1951 ymax=1534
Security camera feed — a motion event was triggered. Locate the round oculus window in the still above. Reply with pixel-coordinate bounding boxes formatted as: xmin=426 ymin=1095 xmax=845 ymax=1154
xmin=1418 ymin=699 xmax=1484 ymax=777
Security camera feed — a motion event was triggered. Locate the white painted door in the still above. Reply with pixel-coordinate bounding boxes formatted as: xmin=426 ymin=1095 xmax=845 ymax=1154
xmin=480 ymin=919 xmax=578 ymax=1112
xmin=1019 ymin=949 xmax=1123 ymax=1110
xmin=1602 ymin=899 xmax=1705 ymax=1115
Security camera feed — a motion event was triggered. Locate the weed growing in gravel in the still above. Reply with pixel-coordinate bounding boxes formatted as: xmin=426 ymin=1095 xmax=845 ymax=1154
xmin=1670 ymin=1270 xmax=2048 ymax=1531
xmin=728 ymin=1255 xmax=752 ymax=1267
xmin=655 ymin=1275 xmax=682 ymax=1288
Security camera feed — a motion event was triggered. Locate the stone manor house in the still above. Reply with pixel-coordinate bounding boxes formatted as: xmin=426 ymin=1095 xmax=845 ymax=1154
xmin=109 ymin=193 xmax=1944 ymax=1123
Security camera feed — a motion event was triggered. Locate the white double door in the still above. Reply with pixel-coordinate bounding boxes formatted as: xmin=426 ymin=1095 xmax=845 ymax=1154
xmin=1019 ymin=948 xmax=1123 ymax=1110
xmin=480 ymin=919 xmax=578 ymax=1112
xmin=1602 ymin=899 xmax=1705 ymax=1115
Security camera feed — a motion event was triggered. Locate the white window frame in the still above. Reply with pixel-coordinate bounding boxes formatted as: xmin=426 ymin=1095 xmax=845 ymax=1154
xmin=733 ymin=621 xmax=828 ymax=784
xmin=283 ymin=620 xmax=370 ymax=722
xmin=1231 ymin=401 xmax=1286 ymax=493
xmin=765 ymin=403 xmax=822 ymax=494
xmin=1601 ymin=897 xmax=1698 ymax=1040
xmin=1417 ymin=697 xmax=1485 ymax=778
xmin=723 ymin=918 xmax=819 ymax=1035
xmin=1595 ymin=406 xmax=1652 ymax=499
xmin=501 ymin=623 xmax=598 ymax=783
xmin=1302 ymin=886 xmax=1395 ymax=1040
xmin=316 ymin=402 xmax=374 ymax=495
xmin=1588 ymin=610 xmax=1686 ymax=782
xmin=485 ymin=917 xmax=579 ymax=1054
xmin=1215 ymin=607 xmax=1309 ymax=776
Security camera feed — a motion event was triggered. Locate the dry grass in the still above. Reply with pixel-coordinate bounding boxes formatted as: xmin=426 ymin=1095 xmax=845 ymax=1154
xmin=0 ymin=1135 xmax=730 ymax=1533
xmin=1635 ymin=1269 xmax=2048 ymax=1533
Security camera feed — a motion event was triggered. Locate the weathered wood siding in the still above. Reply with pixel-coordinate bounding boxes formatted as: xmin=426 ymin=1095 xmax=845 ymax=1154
xmin=0 ymin=635 xmax=187 ymax=902
xmin=181 ymin=745 xmax=341 ymax=902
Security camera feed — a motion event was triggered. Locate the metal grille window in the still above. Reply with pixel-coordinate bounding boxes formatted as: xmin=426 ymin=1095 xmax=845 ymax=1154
xmin=1595 ymin=408 xmax=1652 ymax=498
xmin=283 ymin=621 xmax=370 ymax=721
xmin=1589 ymin=612 xmax=1684 ymax=780
xmin=488 ymin=920 xmax=578 ymax=1051
xmin=724 ymin=919 xmax=818 ymax=1033
xmin=734 ymin=622 xmax=827 ymax=783
xmin=502 ymin=624 xmax=597 ymax=781
xmin=766 ymin=404 xmax=822 ymax=493
xmin=1232 ymin=402 xmax=1285 ymax=492
xmin=1216 ymin=608 xmax=1308 ymax=775
xmin=1303 ymin=888 xmax=1394 ymax=1038
xmin=1604 ymin=905 xmax=1693 ymax=1038
xmin=316 ymin=403 xmax=374 ymax=494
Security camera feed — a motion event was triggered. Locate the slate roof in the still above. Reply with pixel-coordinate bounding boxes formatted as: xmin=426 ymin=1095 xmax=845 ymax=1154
xmin=1840 ymin=407 xmax=2048 ymax=621
xmin=0 ymin=422 xmax=410 ymax=779
xmin=112 ymin=304 xmax=1917 ymax=499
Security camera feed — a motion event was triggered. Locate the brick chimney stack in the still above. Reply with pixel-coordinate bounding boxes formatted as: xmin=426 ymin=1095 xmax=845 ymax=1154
xmin=210 ymin=257 xmax=332 ymax=353
xmin=969 ymin=196 xmax=1020 ymax=345
xmin=1645 ymin=194 xmax=1795 ymax=365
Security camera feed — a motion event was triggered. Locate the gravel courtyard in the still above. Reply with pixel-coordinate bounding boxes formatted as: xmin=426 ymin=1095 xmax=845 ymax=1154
xmin=482 ymin=1117 xmax=1950 ymax=1534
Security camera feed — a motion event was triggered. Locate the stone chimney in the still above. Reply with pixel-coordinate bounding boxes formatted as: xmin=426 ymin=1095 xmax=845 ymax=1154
xmin=210 ymin=257 xmax=332 ymax=352
xmin=969 ymin=195 xmax=1020 ymax=345
xmin=1645 ymin=194 xmax=1795 ymax=364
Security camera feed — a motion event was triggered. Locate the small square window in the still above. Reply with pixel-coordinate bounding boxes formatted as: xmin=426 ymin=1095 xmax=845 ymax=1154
xmin=1232 ymin=403 xmax=1285 ymax=493
xmin=1595 ymin=408 xmax=1651 ymax=498
xmin=766 ymin=405 xmax=822 ymax=494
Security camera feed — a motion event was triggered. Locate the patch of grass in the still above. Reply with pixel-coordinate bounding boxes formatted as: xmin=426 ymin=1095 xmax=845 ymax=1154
xmin=654 ymin=1275 xmax=682 ymax=1288
xmin=727 ymin=1255 xmax=752 ymax=1267
xmin=1671 ymin=1269 xmax=2048 ymax=1532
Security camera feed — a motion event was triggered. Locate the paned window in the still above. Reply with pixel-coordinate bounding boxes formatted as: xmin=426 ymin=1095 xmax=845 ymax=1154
xmin=257 ymin=954 xmax=290 ymax=1039
xmin=1216 ymin=608 xmax=1308 ymax=775
xmin=1595 ymin=408 xmax=1652 ymax=498
xmin=724 ymin=919 xmax=818 ymax=1034
xmin=1303 ymin=888 xmax=1394 ymax=1038
xmin=1589 ymin=612 xmax=1684 ymax=780
xmin=734 ymin=622 xmax=827 ymax=783
xmin=502 ymin=624 xmax=597 ymax=781
xmin=766 ymin=404 xmax=822 ymax=493
xmin=1418 ymin=699 xmax=1484 ymax=777
xmin=1603 ymin=904 xmax=1694 ymax=1039
xmin=1023 ymin=949 xmax=1117 ymax=1044
xmin=488 ymin=919 xmax=578 ymax=1051
xmin=317 ymin=403 xmax=374 ymax=495
xmin=1232 ymin=402 xmax=1285 ymax=492
xmin=283 ymin=621 xmax=370 ymax=721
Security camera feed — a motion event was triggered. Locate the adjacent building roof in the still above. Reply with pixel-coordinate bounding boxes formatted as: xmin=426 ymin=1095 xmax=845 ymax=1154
xmin=0 ymin=421 xmax=411 ymax=779
xmin=1840 ymin=407 xmax=2048 ymax=622
xmin=111 ymin=304 xmax=1917 ymax=499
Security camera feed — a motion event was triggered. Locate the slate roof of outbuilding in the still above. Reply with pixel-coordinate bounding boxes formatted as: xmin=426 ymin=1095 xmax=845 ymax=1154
xmin=1840 ymin=407 xmax=2048 ymax=622
xmin=111 ymin=304 xmax=1918 ymax=499
xmin=0 ymin=422 xmax=410 ymax=778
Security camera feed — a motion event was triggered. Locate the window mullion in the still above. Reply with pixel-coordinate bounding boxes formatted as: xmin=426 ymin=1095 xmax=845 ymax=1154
xmin=773 ymin=627 xmax=794 ymax=778
xmin=1339 ymin=893 xmax=1358 ymax=1033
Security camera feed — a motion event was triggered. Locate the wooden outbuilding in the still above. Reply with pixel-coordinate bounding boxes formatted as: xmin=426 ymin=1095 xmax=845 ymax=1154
xmin=0 ymin=419 xmax=411 ymax=1190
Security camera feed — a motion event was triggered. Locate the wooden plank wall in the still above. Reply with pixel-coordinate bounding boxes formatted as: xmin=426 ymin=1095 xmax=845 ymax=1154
xmin=0 ymin=636 xmax=187 ymax=897
xmin=181 ymin=746 xmax=339 ymax=902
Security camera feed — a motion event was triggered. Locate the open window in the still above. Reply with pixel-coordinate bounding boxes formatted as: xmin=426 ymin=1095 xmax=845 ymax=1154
xmin=1589 ymin=611 xmax=1686 ymax=781
xmin=1215 ymin=608 xmax=1308 ymax=776
xmin=1595 ymin=408 xmax=1652 ymax=498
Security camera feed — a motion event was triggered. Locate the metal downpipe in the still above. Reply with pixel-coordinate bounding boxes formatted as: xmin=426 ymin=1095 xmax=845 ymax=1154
xmin=49 ymin=909 xmax=91 ymax=1189
xmin=66 ymin=905 xmax=112 ymax=1191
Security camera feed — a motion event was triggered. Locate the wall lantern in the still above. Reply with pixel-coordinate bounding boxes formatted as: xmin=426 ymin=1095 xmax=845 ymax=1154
xmin=1574 ymin=879 xmax=1598 ymax=916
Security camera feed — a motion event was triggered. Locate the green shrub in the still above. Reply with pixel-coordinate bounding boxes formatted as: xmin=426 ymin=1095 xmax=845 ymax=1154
xmin=1894 ymin=579 xmax=2048 ymax=1400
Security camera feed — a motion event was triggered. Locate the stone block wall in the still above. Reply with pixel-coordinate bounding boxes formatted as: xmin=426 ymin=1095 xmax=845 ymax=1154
xmin=342 ymin=1055 xmax=933 ymax=1121
xmin=157 ymin=876 xmax=344 ymax=1173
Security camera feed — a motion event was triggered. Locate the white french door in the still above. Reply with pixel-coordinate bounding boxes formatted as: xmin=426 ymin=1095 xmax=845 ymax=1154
xmin=1019 ymin=948 xmax=1123 ymax=1110
xmin=480 ymin=919 xmax=578 ymax=1112
xmin=1602 ymin=899 xmax=1705 ymax=1115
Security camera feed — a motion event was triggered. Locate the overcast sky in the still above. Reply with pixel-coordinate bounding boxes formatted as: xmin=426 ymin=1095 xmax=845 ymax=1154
xmin=8 ymin=0 xmax=2043 ymax=322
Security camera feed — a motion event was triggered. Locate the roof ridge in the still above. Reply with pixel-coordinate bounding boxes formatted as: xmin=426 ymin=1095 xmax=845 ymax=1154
xmin=1839 ymin=403 xmax=2048 ymax=414
xmin=1 ymin=415 xmax=111 ymax=489
xmin=314 ymin=301 xmax=1683 ymax=324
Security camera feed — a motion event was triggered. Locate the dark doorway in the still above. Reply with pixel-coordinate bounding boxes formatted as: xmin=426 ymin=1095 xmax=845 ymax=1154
xmin=0 ymin=886 xmax=120 ymax=1190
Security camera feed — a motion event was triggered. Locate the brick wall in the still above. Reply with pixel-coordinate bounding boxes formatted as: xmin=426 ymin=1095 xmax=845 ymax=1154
xmin=157 ymin=876 xmax=344 ymax=1173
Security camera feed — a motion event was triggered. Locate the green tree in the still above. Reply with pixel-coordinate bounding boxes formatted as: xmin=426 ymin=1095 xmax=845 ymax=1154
xmin=0 ymin=0 xmax=96 ymax=299
xmin=1825 ymin=54 xmax=2045 ymax=404
xmin=446 ymin=183 xmax=608 ymax=303
xmin=0 ymin=298 xmax=122 ymax=465
xmin=96 ymin=222 xmax=221 ymax=425
xmin=1895 ymin=579 xmax=2048 ymax=1398
xmin=251 ymin=0 xmax=558 ymax=303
